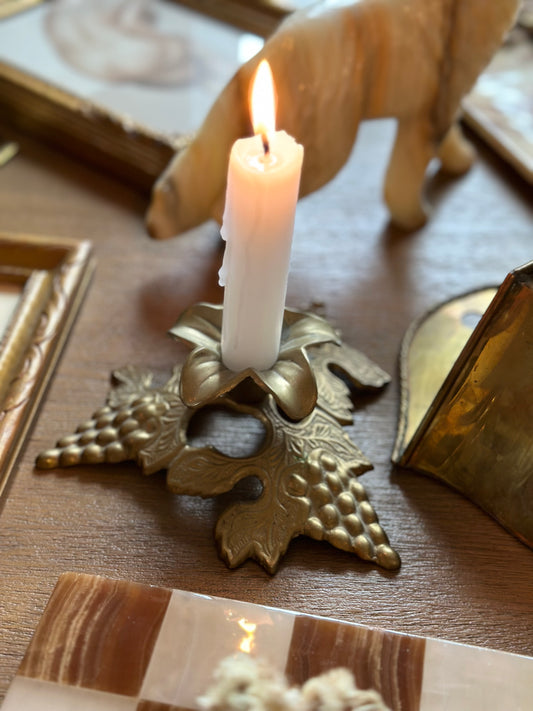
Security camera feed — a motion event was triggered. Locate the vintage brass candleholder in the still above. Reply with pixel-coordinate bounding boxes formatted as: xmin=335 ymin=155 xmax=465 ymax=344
xmin=393 ymin=261 xmax=533 ymax=549
xmin=37 ymin=303 xmax=400 ymax=573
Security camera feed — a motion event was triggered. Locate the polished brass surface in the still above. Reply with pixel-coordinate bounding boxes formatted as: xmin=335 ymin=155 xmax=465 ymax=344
xmin=0 ymin=233 xmax=94 ymax=499
xmin=37 ymin=306 xmax=397 ymax=573
xmin=395 ymin=288 xmax=497 ymax=453
xmin=170 ymin=303 xmax=341 ymax=421
xmin=394 ymin=263 xmax=533 ymax=548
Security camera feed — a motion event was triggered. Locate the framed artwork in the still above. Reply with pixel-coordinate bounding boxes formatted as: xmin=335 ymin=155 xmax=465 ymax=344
xmin=463 ymin=22 xmax=533 ymax=184
xmin=0 ymin=0 xmax=270 ymax=191
xmin=0 ymin=233 xmax=94 ymax=501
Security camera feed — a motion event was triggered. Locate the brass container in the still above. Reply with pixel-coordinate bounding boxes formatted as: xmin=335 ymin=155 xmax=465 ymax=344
xmin=394 ymin=261 xmax=533 ymax=548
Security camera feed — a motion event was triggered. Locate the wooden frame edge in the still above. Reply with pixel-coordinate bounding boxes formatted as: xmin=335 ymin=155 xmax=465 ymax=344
xmin=0 ymin=61 xmax=180 ymax=194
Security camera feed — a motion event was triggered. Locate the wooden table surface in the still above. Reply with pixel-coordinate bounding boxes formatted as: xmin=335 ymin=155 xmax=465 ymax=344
xmin=0 ymin=116 xmax=532 ymax=699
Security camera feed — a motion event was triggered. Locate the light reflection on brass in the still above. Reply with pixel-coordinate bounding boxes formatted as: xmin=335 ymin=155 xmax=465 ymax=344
xmin=37 ymin=305 xmax=399 ymax=573
xmin=394 ymin=262 xmax=533 ymax=548
xmin=395 ymin=288 xmax=497 ymax=450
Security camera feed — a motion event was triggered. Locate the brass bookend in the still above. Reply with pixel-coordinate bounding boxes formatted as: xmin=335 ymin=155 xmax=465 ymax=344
xmin=393 ymin=261 xmax=533 ymax=549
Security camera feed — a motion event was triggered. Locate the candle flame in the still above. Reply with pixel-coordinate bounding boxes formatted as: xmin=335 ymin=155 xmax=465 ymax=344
xmin=251 ymin=60 xmax=276 ymax=152
xmin=238 ymin=617 xmax=257 ymax=654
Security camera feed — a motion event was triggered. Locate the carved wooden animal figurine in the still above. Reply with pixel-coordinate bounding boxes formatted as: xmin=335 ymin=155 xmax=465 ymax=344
xmin=146 ymin=0 xmax=520 ymax=238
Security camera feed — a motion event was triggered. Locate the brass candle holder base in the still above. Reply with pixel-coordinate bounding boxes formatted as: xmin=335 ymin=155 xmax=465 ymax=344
xmin=393 ymin=261 xmax=533 ymax=549
xmin=37 ymin=304 xmax=399 ymax=574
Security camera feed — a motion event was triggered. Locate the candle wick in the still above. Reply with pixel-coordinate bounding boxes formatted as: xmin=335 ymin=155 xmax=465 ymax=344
xmin=261 ymin=132 xmax=270 ymax=156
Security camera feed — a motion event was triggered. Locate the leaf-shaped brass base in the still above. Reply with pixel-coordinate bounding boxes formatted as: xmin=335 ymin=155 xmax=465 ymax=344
xmin=37 ymin=306 xmax=398 ymax=573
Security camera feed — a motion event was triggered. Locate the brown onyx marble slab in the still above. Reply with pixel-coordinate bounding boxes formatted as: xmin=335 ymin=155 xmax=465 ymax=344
xmin=286 ymin=615 xmax=425 ymax=710
xmin=3 ymin=572 xmax=533 ymax=711
xmin=18 ymin=572 xmax=171 ymax=697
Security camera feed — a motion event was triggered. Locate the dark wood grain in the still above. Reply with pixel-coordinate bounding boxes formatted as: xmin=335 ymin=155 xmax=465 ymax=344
xmin=0 ymin=116 xmax=532 ymax=700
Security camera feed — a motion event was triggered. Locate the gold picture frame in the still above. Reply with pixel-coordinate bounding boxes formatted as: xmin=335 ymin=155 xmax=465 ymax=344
xmin=0 ymin=232 xmax=94 ymax=500
xmin=0 ymin=60 xmax=181 ymax=193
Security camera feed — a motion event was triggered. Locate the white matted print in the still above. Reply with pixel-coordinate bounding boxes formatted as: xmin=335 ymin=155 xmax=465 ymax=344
xmin=0 ymin=0 xmax=264 ymax=138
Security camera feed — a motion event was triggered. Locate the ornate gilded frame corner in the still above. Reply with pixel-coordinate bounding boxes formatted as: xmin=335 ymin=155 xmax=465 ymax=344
xmin=0 ymin=232 xmax=94 ymax=499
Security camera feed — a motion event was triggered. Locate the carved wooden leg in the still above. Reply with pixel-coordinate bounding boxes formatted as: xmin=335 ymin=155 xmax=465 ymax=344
xmin=384 ymin=116 xmax=435 ymax=231
xmin=438 ymin=121 xmax=476 ymax=176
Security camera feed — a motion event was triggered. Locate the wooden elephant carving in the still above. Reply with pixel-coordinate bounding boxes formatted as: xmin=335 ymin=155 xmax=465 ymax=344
xmin=146 ymin=0 xmax=520 ymax=238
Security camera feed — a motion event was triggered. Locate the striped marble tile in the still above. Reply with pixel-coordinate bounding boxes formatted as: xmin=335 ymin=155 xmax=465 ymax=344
xmin=287 ymin=614 xmax=425 ymax=709
xmin=16 ymin=573 xmax=171 ymax=697
xmin=2 ymin=572 xmax=532 ymax=711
